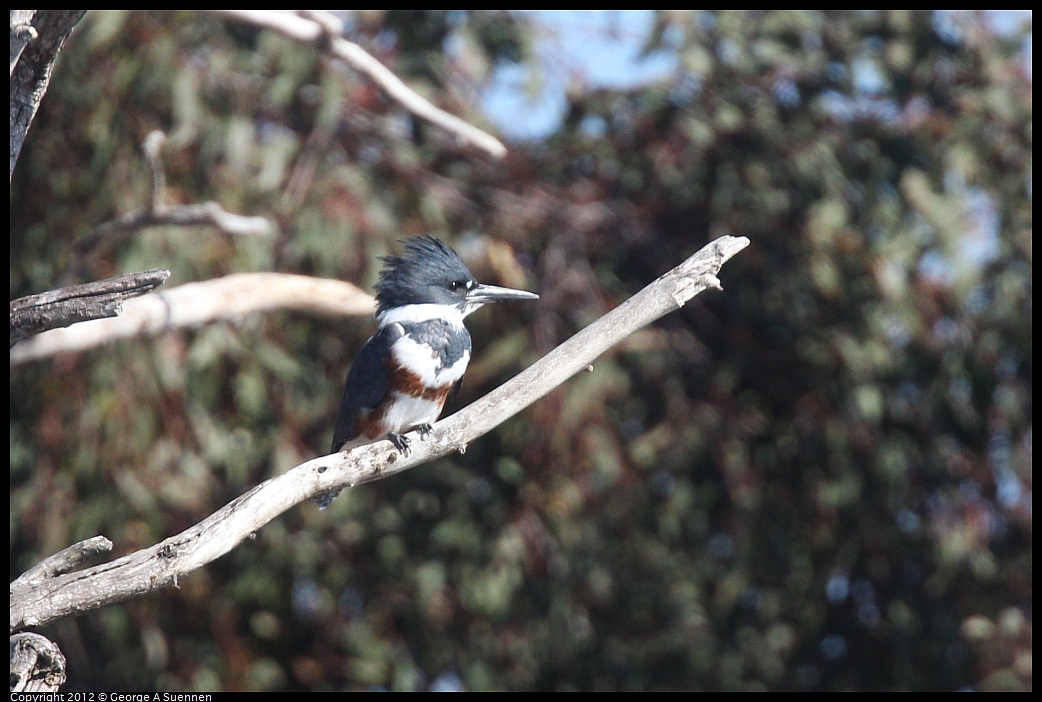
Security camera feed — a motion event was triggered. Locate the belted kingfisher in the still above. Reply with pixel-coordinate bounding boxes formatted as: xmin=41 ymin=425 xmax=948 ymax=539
xmin=317 ymin=235 xmax=538 ymax=507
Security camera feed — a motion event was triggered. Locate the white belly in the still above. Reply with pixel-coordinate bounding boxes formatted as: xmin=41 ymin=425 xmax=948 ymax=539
xmin=383 ymin=393 xmax=445 ymax=433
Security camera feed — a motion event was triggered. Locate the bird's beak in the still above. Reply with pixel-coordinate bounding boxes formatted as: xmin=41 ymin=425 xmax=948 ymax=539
xmin=467 ymin=283 xmax=540 ymax=305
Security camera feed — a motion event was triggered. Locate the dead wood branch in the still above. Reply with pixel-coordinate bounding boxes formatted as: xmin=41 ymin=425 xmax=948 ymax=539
xmin=10 ymin=235 xmax=748 ymax=632
xmin=10 ymin=269 xmax=170 ymax=346
xmin=11 ymin=273 xmax=376 ymax=364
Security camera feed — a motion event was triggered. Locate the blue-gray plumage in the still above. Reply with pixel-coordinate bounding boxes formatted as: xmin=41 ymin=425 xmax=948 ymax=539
xmin=317 ymin=235 xmax=538 ymax=508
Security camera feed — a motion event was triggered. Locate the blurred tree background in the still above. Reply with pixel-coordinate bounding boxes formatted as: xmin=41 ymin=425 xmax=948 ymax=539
xmin=10 ymin=10 xmax=1031 ymax=692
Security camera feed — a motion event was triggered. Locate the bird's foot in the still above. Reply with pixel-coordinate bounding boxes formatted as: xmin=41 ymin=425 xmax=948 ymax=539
xmin=388 ymin=432 xmax=411 ymax=456
xmin=417 ymin=423 xmax=434 ymax=441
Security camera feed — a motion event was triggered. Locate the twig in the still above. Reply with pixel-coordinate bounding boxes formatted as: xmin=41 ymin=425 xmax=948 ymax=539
xmin=13 ymin=537 xmax=113 ymax=584
xmin=207 ymin=10 xmax=508 ymax=159
xmin=11 ymin=272 xmax=376 ymax=365
xmin=76 ymin=130 xmax=274 ymax=256
xmin=9 ymin=269 xmax=171 ymax=346
xmin=143 ymin=129 xmax=166 ymax=212
xmin=78 ymin=202 xmax=274 ymax=252
xmin=10 ymin=235 xmax=749 ymax=632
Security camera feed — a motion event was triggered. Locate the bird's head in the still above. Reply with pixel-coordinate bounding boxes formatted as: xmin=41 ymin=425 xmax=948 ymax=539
xmin=375 ymin=235 xmax=538 ymax=320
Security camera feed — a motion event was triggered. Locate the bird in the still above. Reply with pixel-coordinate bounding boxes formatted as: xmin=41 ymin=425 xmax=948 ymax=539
xmin=317 ymin=235 xmax=539 ymax=508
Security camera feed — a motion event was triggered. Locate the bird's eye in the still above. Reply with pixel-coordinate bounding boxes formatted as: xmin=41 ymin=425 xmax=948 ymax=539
xmin=449 ymin=280 xmax=464 ymax=292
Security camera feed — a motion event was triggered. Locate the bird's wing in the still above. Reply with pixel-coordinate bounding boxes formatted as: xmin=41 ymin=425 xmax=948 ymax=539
xmin=448 ymin=377 xmax=464 ymax=405
xmin=330 ymin=324 xmax=403 ymax=453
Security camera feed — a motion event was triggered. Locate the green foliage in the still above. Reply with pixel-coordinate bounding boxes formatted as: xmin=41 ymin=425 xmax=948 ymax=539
xmin=11 ymin=10 xmax=1031 ymax=692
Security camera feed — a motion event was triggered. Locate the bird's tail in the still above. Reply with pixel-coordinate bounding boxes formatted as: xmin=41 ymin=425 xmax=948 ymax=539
xmin=314 ymin=435 xmax=377 ymax=509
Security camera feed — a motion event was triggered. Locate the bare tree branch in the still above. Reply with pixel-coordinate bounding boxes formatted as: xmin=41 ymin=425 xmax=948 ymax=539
xmin=10 ymin=632 xmax=67 ymax=692
xmin=14 ymin=537 xmax=113 ymax=583
xmin=9 ymin=10 xmax=86 ymax=180
xmin=78 ymin=202 xmax=274 ymax=250
xmin=9 ymin=269 xmax=171 ymax=346
xmin=11 ymin=273 xmax=376 ymax=364
xmin=207 ymin=10 xmax=508 ymax=159
xmin=10 ymin=235 xmax=749 ymax=632
xmin=76 ymin=130 xmax=274 ymax=257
